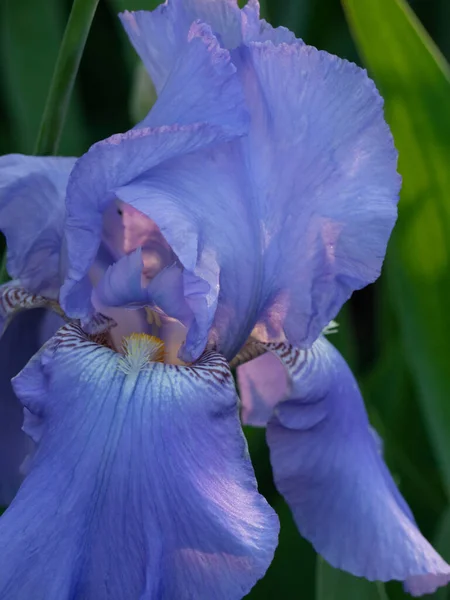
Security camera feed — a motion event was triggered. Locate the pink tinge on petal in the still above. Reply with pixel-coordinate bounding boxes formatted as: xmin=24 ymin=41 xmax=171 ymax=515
xmin=101 ymin=200 xmax=125 ymax=261
xmin=121 ymin=201 xmax=160 ymax=250
xmin=237 ymin=351 xmax=289 ymax=427
xmin=102 ymin=200 xmax=175 ymax=282
xmin=404 ymin=572 xmax=450 ymax=597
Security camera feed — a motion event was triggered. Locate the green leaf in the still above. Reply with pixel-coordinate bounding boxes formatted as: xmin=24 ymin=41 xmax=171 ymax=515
xmin=34 ymin=0 xmax=100 ymax=155
xmin=343 ymin=0 xmax=450 ymax=498
xmin=246 ymin=499 xmax=316 ymax=599
xmin=129 ymin=62 xmax=157 ymax=125
xmin=0 ymin=0 xmax=87 ymax=155
xmin=316 ymin=557 xmax=389 ymax=600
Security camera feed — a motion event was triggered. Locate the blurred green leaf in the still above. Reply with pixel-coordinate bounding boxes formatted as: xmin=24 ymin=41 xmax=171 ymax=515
xmin=316 ymin=557 xmax=389 ymax=600
xmin=246 ymin=499 xmax=316 ymax=599
xmin=129 ymin=62 xmax=157 ymax=124
xmin=362 ymin=334 xmax=447 ymax=526
xmin=343 ymin=0 xmax=450 ymax=498
xmin=0 ymin=0 xmax=87 ymax=155
xmin=108 ymin=0 xmax=161 ymax=10
xmin=35 ymin=0 xmax=99 ymax=155
xmin=272 ymin=0 xmax=312 ymax=38
xmin=329 ymin=306 xmax=357 ymax=372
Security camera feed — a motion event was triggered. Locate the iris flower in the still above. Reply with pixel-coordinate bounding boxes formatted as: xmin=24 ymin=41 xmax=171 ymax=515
xmin=0 ymin=0 xmax=448 ymax=598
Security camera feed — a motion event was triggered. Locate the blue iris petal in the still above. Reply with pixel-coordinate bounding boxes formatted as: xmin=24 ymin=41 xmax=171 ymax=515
xmin=256 ymin=337 xmax=450 ymax=594
xmin=62 ymin=0 xmax=399 ymax=363
xmin=0 ymin=154 xmax=75 ymax=297
xmin=0 ymin=307 xmax=62 ymax=505
xmin=120 ymin=0 xmax=297 ymax=96
xmin=0 ymin=323 xmax=279 ymax=599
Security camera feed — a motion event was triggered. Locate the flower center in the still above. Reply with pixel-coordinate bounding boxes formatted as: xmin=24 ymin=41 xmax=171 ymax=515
xmin=117 ymin=332 xmax=165 ymax=375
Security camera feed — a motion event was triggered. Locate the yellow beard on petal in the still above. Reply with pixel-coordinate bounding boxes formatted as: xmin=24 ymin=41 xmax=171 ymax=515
xmin=117 ymin=333 xmax=165 ymax=375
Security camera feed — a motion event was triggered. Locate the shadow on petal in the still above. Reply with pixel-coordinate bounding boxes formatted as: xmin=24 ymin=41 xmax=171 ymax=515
xmin=0 ymin=308 xmax=62 ymax=505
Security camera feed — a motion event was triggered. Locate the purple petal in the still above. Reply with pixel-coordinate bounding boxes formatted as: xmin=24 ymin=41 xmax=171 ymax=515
xmin=92 ymin=248 xmax=148 ymax=308
xmin=146 ymin=263 xmax=196 ymax=328
xmin=89 ymin=246 xmax=171 ymax=354
xmin=240 ymin=0 xmax=298 ymax=44
xmin=116 ymin=43 xmax=400 ymax=360
xmin=0 ymin=154 xmax=75 ymax=297
xmin=61 ymin=22 xmax=249 ymax=353
xmin=121 ymin=202 xmax=175 ymax=275
xmin=233 ymin=42 xmax=400 ymax=348
xmin=93 ymin=250 xmax=197 ymax=345
xmin=120 ymin=0 xmax=297 ymax=94
xmin=113 ymin=147 xmax=252 ymax=362
xmin=405 ymin=573 xmax=450 ymax=597
xmin=263 ymin=337 xmax=450 ymax=592
xmin=141 ymin=21 xmax=248 ymax=132
xmin=237 ymin=351 xmax=288 ymax=427
xmin=120 ymin=1 xmax=243 ymax=93
xmin=61 ymin=124 xmax=245 ymax=324
xmin=0 ymin=322 xmax=279 ymax=599
xmin=63 ymin=15 xmax=399 ymax=363
xmin=0 ymin=308 xmax=62 ymax=505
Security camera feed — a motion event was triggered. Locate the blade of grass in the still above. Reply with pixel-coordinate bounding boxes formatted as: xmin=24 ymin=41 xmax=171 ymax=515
xmin=316 ymin=556 xmax=389 ymax=600
xmin=0 ymin=0 xmax=86 ymax=154
xmin=34 ymin=0 xmax=100 ymax=155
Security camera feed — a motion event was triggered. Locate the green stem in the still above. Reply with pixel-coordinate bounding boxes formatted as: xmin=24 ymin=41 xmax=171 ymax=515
xmin=34 ymin=0 xmax=99 ymax=155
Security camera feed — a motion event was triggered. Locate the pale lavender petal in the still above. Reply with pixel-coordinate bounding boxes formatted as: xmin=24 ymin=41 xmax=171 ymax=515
xmin=0 ymin=323 xmax=279 ymax=599
xmin=0 ymin=154 xmax=75 ymax=297
xmin=120 ymin=1 xmax=243 ymax=92
xmin=93 ymin=250 xmax=207 ymax=346
xmin=146 ymin=263 xmax=197 ymax=329
xmin=405 ymin=573 xmax=450 ymax=597
xmin=63 ymin=8 xmax=399 ymax=364
xmin=61 ymin=23 xmax=249 ymax=357
xmin=240 ymin=0 xmax=298 ymax=44
xmin=233 ymin=42 xmax=400 ymax=347
xmin=120 ymin=0 xmax=297 ymax=94
xmin=264 ymin=337 xmax=450 ymax=593
xmin=141 ymin=21 xmax=248 ymax=132
xmin=115 ymin=42 xmax=400 ymax=360
xmin=113 ymin=147 xmax=254 ymax=362
xmin=237 ymin=351 xmax=288 ymax=427
xmin=92 ymin=248 xmax=148 ymax=308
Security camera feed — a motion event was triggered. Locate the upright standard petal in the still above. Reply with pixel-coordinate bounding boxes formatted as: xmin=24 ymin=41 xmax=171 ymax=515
xmin=261 ymin=337 xmax=450 ymax=593
xmin=0 ymin=154 xmax=75 ymax=297
xmin=141 ymin=21 xmax=248 ymax=132
xmin=63 ymin=8 xmax=399 ymax=362
xmin=0 ymin=323 xmax=279 ymax=599
xmin=234 ymin=41 xmax=400 ymax=347
xmin=119 ymin=0 xmax=297 ymax=94
xmin=61 ymin=22 xmax=251 ymax=360
xmin=113 ymin=44 xmax=400 ymax=360
xmin=120 ymin=0 xmax=243 ymax=93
